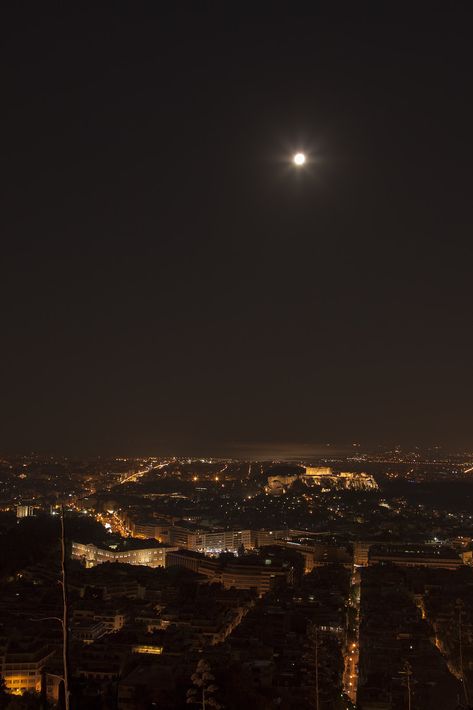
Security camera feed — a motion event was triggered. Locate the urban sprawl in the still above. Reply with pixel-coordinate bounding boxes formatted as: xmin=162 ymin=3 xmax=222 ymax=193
xmin=1 ymin=450 xmax=472 ymax=709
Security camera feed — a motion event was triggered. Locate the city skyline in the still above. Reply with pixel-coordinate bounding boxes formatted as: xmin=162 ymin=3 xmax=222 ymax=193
xmin=1 ymin=450 xmax=472 ymax=708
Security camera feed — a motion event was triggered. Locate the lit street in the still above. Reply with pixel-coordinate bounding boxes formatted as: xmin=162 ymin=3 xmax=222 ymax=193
xmin=343 ymin=567 xmax=361 ymax=704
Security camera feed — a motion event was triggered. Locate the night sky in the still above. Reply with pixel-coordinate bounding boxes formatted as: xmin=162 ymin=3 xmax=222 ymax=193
xmin=2 ymin=4 xmax=473 ymax=456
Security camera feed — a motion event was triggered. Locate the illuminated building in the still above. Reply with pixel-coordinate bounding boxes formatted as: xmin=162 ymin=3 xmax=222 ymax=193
xmin=194 ymin=529 xmax=257 ymax=554
xmin=369 ymin=545 xmax=463 ymax=570
xmin=131 ymin=521 xmax=171 ymax=542
xmin=166 ymin=550 xmax=293 ymax=596
xmin=72 ymin=619 xmax=108 ymax=644
xmin=132 ymin=644 xmax=163 ymax=655
xmin=462 ymin=550 xmax=473 ymax=565
xmin=71 ymin=541 xmax=176 ymax=568
xmin=167 ymin=527 xmax=291 ymax=553
xmin=353 ymin=541 xmax=371 ymax=567
xmin=338 ymin=472 xmax=378 ymax=490
xmin=73 ymin=608 xmax=125 ymax=633
xmin=0 ymin=639 xmax=54 ymax=694
xmin=220 ymin=558 xmax=293 ymax=596
xmin=303 ymin=468 xmax=378 ymax=490
xmin=131 ymin=522 xmax=159 ymax=538
xmin=255 ymin=529 xmax=290 ymax=546
xmin=304 ymin=466 xmax=333 ymax=478
xmin=267 ymin=467 xmax=378 ymax=494
xmin=168 ymin=524 xmax=199 ymax=549
xmin=16 ymin=505 xmax=34 ymax=518
xmin=165 ymin=550 xmax=219 ymax=577
xmin=167 ymin=526 xmax=274 ymax=552
xmin=266 ymin=474 xmax=298 ymax=495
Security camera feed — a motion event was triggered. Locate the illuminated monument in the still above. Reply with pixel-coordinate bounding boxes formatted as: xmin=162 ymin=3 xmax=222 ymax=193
xmin=266 ymin=467 xmax=378 ymax=495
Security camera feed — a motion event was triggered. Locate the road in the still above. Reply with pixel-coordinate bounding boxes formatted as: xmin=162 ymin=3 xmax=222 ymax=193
xmin=81 ymin=461 xmax=171 ymax=536
xmin=343 ymin=567 xmax=361 ymax=705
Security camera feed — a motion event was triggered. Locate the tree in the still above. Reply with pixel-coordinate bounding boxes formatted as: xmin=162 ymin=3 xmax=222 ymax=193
xmin=59 ymin=507 xmax=70 ymax=710
xmin=0 ymin=681 xmax=45 ymax=710
xmin=32 ymin=507 xmax=70 ymax=710
xmin=187 ymin=659 xmax=222 ymax=709
xmin=0 ymin=678 xmax=10 ymax=710
xmin=400 ymin=661 xmax=413 ymax=710
xmin=4 ymin=692 xmax=43 ymax=710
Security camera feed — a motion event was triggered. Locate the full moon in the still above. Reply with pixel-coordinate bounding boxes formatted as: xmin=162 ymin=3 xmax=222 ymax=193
xmin=293 ymin=152 xmax=306 ymax=166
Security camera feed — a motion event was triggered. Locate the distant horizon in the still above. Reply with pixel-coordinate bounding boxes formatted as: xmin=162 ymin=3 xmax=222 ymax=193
xmin=2 ymin=440 xmax=472 ymax=461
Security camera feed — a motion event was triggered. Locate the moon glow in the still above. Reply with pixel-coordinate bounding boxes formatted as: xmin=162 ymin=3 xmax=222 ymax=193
xmin=293 ymin=152 xmax=306 ymax=166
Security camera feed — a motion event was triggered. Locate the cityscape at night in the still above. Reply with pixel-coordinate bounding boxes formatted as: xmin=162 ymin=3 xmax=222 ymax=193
xmin=1 ymin=449 xmax=473 ymax=708
xmin=2 ymin=3 xmax=473 ymax=710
